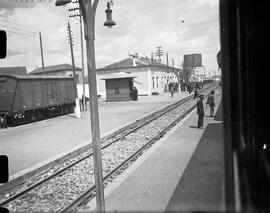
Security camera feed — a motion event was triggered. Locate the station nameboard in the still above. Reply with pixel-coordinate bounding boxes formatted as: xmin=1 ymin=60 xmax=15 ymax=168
xmin=184 ymin=54 xmax=202 ymax=67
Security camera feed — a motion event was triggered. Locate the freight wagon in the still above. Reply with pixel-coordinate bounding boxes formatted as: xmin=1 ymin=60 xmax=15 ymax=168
xmin=0 ymin=75 xmax=76 ymax=127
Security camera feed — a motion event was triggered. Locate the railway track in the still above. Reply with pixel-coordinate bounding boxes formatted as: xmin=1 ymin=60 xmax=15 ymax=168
xmin=0 ymin=84 xmax=217 ymax=212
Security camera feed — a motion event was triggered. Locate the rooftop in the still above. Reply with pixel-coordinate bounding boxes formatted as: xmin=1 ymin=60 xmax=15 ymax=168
xmin=0 ymin=74 xmax=73 ymax=80
xmin=29 ymin=64 xmax=81 ymax=75
xmin=97 ymin=54 xmax=178 ymax=72
xmin=0 ymin=66 xmax=27 ymax=75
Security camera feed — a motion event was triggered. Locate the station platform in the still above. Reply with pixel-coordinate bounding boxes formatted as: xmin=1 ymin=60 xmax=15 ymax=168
xmin=0 ymin=91 xmax=191 ymax=180
xmin=84 ymin=91 xmax=224 ymax=212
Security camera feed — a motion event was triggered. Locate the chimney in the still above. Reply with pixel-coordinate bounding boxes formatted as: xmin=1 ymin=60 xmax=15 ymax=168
xmin=132 ymin=58 xmax=136 ymax=66
xmin=166 ymin=53 xmax=169 ymax=66
xmin=135 ymin=52 xmax=138 ymax=58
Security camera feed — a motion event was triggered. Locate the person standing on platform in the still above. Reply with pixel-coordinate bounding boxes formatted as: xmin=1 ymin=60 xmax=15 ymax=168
xmin=134 ymin=87 xmax=138 ymax=101
xmin=197 ymin=94 xmax=204 ymax=128
xmin=169 ymin=82 xmax=174 ymax=97
xmin=206 ymin=90 xmax=216 ymax=117
xmin=194 ymin=88 xmax=199 ymax=99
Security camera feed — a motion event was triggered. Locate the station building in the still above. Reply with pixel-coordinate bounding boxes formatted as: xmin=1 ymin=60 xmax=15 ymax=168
xmin=29 ymin=64 xmax=83 ymax=83
xmin=96 ymin=54 xmax=180 ymax=97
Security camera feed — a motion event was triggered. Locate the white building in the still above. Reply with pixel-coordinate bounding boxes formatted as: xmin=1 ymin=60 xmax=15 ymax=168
xmin=96 ymin=54 xmax=180 ymax=97
xmin=30 ymin=64 xmax=83 ymax=84
xmin=191 ymin=66 xmax=206 ymax=82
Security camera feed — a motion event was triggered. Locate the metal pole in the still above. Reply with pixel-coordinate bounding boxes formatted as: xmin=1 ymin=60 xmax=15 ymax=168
xmin=79 ymin=0 xmax=105 ymax=211
xmin=39 ymin=32 xmax=45 ymax=74
xmin=85 ymin=25 xmax=105 ymax=213
xmin=79 ymin=11 xmax=86 ymax=111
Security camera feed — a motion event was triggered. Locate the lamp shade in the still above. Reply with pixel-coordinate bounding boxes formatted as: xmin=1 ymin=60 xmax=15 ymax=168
xmin=104 ymin=3 xmax=116 ymax=28
xmin=55 ymin=0 xmax=72 ymax=6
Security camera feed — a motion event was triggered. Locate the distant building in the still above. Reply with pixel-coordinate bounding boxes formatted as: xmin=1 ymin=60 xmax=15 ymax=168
xmin=29 ymin=64 xmax=83 ymax=83
xmin=96 ymin=54 xmax=179 ymax=97
xmin=0 ymin=66 xmax=27 ymax=75
xmin=183 ymin=53 xmax=204 ymax=82
xmin=192 ymin=66 xmax=206 ymax=82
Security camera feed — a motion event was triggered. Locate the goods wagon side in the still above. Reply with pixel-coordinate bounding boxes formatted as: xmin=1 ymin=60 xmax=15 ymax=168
xmin=66 ymin=79 xmax=76 ymax=103
xmin=0 ymin=75 xmax=76 ymax=127
xmin=46 ymin=79 xmax=58 ymax=106
xmin=58 ymin=78 xmax=76 ymax=104
xmin=13 ymin=79 xmax=34 ymax=112
xmin=0 ymin=76 xmax=17 ymax=114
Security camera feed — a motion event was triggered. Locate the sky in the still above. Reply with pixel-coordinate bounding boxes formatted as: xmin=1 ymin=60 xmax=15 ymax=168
xmin=0 ymin=0 xmax=220 ymax=76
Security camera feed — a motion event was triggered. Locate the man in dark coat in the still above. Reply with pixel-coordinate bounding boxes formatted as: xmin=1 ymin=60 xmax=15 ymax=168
xmin=206 ymin=90 xmax=215 ymax=117
xmin=133 ymin=87 xmax=138 ymax=101
xmin=194 ymin=88 xmax=199 ymax=99
xmin=169 ymin=82 xmax=175 ymax=97
xmin=197 ymin=94 xmax=204 ymax=128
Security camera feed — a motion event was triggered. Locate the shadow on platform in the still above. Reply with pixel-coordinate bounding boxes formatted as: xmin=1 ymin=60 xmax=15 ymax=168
xmin=165 ymin=121 xmax=224 ymax=213
xmin=214 ymin=100 xmax=223 ymax=121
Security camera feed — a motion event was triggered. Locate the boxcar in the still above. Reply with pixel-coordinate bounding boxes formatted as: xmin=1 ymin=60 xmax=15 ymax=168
xmin=0 ymin=75 xmax=76 ymax=127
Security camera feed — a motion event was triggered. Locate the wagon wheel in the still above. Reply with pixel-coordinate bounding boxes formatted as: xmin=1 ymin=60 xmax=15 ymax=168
xmin=63 ymin=105 xmax=69 ymax=114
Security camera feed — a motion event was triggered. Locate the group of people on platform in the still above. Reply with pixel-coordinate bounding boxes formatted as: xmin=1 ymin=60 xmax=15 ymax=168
xmin=166 ymin=81 xmax=206 ymax=98
xmin=196 ymin=89 xmax=216 ymax=129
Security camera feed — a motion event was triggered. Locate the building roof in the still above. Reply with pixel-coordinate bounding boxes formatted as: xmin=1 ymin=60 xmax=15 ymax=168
xmin=97 ymin=55 xmax=177 ymax=72
xmin=0 ymin=66 xmax=27 ymax=75
xmin=29 ymin=63 xmax=81 ymax=75
xmin=101 ymin=72 xmax=137 ymax=80
xmin=0 ymin=74 xmax=73 ymax=80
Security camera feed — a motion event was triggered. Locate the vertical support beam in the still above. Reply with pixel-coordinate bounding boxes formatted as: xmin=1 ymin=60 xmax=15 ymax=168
xmin=219 ymin=0 xmax=235 ymax=211
xmin=79 ymin=0 xmax=105 ymax=211
xmin=39 ymin=32 xmax=45 ymax=75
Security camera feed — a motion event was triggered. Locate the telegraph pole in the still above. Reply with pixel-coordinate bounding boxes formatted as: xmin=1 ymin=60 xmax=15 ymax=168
xmin=39 ymin=32 xmax=45 ymax=74
xmin=67 ymin=22 xmax=81 ymax=118
xmin=155 ymin=46 xmax=164 ymax=62
xmin=69 ymin=5 xmax=86 ymax=111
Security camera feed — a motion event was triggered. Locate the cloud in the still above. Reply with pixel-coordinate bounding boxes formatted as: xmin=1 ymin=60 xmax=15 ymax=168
xmin=0 ymin=0 xmax=42 ymax=11
xmin=7 ymin=48 xmax=24 ymax=56
xmin=1 ymin=0 xmax=220 ymax=73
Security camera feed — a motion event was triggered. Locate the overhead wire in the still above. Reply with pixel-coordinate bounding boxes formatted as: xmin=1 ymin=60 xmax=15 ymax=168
xmin=0 ymin=19 xmax=81 ymax=44
xmin=1 ymin=25 xmax=67 ymax=42
xmin=0 ymin=18 xmax=60 ymax=35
